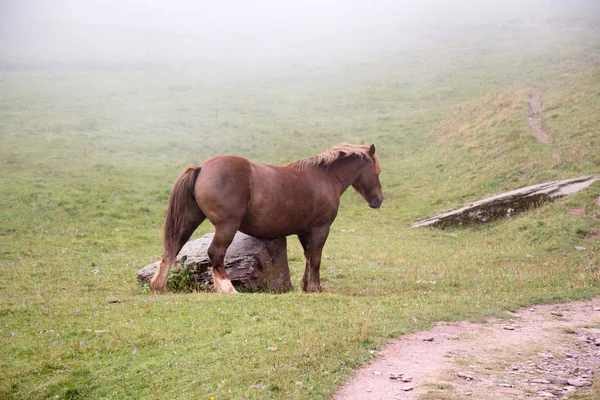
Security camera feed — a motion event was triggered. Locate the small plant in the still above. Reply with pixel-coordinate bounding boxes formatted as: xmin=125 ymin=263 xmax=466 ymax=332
xmin=140 ymin=283 xmax=150 ymax=294
xmin=167 ymin=266 xmax=193 ymax=292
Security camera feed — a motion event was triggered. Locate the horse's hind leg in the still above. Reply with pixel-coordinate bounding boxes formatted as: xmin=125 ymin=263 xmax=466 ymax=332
xmin=207 ymin=222 xmax=239 ymax=293
xmin=150 ymin=205 xmax=206 ymax=292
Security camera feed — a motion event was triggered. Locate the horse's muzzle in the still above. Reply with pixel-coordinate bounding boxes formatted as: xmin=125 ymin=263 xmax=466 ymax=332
xmin=369 ymin=196 xmax=383 ymax=209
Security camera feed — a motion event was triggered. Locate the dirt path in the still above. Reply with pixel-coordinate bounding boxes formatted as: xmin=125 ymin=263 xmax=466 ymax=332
xmin=335 ymin=299 xmax=600 ymax=400
xmin=528 ymin=91 xmax=550 ymax=143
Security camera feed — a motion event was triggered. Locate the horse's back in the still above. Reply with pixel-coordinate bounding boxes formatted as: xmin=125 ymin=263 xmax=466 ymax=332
xmin=194 ymin=156 xmax=339 ymax=237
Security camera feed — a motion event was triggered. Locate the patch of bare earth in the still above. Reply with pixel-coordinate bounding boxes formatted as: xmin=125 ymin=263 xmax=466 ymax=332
xmin=335 ymin=299 xmax=600 ymax=400
xmin=528 ymin=91 xmax=550 ymax=143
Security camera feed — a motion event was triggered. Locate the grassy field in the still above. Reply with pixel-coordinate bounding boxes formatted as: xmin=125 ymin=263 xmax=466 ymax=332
xmin=1 ymin=13 xmax=600 ymax=400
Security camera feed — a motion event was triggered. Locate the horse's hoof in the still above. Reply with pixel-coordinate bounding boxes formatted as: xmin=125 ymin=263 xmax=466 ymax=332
xmin=215 ymin=288 xmax=238 ymax=294
xmin=302 ymin=284 xmax=322 ymax=293
xmin=149 ymin=281 xmax=166 ymax=293
xmin=214 ymin=280 xmax=238 ymax=293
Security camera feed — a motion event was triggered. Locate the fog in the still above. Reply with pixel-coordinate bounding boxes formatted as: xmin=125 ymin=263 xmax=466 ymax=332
xmin=1 ymin=0 xmax=598 ymax=69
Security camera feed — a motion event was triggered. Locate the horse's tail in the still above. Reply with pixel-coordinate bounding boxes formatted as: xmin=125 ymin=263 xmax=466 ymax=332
xmin=163 ymin=166 xmax=203 ymax=260
xmin=151 ymin=166 xmax=204 ymax=292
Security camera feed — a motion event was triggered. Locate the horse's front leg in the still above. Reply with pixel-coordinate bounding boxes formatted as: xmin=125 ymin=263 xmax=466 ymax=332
xmin=299 ymin=225 xmax=330 ymax=292
xmin=208 ymin=222 xmax=239 ymax=293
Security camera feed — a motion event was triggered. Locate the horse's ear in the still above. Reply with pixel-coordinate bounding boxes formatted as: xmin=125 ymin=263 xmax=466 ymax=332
xmin=369 ymin=144 xmax=376 ymax=155
xmin=359 ymin=140 xmax=365 ymax=145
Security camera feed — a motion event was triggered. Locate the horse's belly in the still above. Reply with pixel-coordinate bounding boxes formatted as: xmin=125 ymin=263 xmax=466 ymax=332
xmin=238 ymin=225 xmax=293 ymax=239
xmin=238 ymin=216 xmax=304 ymax=239
xmin=240 ymin=205 xmax=332 ymax=239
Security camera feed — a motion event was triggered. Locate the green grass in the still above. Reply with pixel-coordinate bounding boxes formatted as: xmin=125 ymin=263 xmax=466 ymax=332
xmin=1 ymin=14 xmax=600 ymax=400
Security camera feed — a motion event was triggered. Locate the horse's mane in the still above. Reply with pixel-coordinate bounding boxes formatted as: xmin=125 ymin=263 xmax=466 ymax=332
xmin=286 ymin=143 xmax=376 ymax=171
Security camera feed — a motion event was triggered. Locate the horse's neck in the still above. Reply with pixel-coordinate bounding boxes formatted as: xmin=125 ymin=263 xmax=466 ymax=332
xmin=327 ymin=157 xmax=364 ymax=193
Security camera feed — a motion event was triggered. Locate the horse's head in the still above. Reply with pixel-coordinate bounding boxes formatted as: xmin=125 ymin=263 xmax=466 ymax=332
xmin=352 ymin=143 xmax=384 ymax=209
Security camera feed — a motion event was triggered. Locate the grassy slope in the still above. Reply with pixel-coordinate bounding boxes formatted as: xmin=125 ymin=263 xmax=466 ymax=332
xmin=1 ymin=17 xmax=599 ymax=400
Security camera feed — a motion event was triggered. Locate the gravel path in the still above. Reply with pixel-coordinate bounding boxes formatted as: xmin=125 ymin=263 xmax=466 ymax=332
xmin=528 ymin=91 xmax=550 ymax=143
xmin=335 ymin=298 xmax=600 ymax=399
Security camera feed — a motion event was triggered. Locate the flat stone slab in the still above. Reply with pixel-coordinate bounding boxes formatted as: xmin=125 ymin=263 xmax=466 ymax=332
xmin=412 ymin=176 xmax=599 ymax=228
xmin=137 ymin=232 xmax=292 ymax=292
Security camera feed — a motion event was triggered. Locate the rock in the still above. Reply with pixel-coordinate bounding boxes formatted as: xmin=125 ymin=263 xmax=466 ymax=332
xmin=423 ymin=336 xmax=435 ymax=342
xmin=567 ymin=378 xmax=592 ymax=387
xmin=585 ymin=336 xmax=596 ymax=344
xmin=547 ymin=377 xmax=569 ymax=385
xmin=373 ymin=371 xmax=381 ymax=376
xmin=497 ymin=382 xmax=514 ymax=388
xmin=504 ymin=326 xmax=516 ymax=331
xmin=538 ymin=353 xmax=555 ymax=359
xmin=546 ymin=384 xmax=563 ymax=392
xmin=568 ymin=209 xmax=586 ymax=216
xmin=550 ymin=311 xmax=564 ymax=317
xmin=137 ymin=232 xmax=292 ymax=292
xmin=529 ymin=378 xmax=551 ymax=384
xmin=389 ymin=373 xmax=401 ymax=380
xmin=537 ymin=391 xmax=555 ymax=398
xmin=563 ymin=386 xmax=577 ymax=394
xmin=457 ymin=372 xmax=474 ymax=380
xmin=401 ymin=375 xmax=412 ymax=382
xmin=570 ymin=367 xmax=584 ymax=375
xmin=400 ymin=385 xmax=413 ymax=391
xmin=574 ymin=246 xmax=586 ymax=251
xmin=584 ymin=228 xmax=600 ymax=239
xmin=412 ymin=176 xmax=599 ymax=228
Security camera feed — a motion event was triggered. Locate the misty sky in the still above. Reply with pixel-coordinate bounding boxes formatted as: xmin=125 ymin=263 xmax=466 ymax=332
xmin=1 ymin=0 xmax=597 ymax=66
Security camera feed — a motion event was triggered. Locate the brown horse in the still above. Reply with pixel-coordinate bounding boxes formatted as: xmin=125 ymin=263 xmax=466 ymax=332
xmin=150 ymin=142 xmax=383 ymax=293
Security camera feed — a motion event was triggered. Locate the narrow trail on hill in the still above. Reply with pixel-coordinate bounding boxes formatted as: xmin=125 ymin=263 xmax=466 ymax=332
xmin=528 ymin=91 xmax=550 ymax=143
xmin=334 ymin=298 xmax=600 ymax=400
